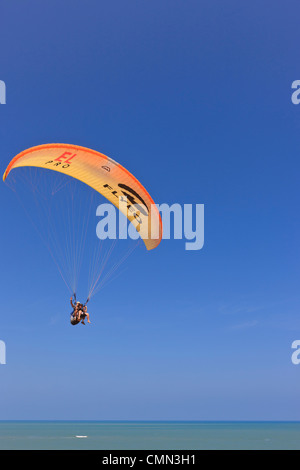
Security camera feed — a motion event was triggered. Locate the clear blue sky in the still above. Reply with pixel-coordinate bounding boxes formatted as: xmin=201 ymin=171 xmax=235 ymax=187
xmin=0 ymin=0 xmax=300 ymax=420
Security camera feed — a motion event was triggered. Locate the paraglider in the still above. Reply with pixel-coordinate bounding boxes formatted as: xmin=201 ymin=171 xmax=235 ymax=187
xmin=3 ymin=143 xmax=162 ymax=250
xmin=3 ymin=144 xmax=162 ymax=324
xmin=70 ymin=295 xmax=91 ymax=326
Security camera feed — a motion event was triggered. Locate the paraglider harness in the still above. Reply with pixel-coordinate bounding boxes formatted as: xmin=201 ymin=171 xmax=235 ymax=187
xmin=70 ymin=294 xmax=90 ymax=325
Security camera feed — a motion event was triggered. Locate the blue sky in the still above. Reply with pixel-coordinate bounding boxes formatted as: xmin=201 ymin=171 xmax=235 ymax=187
xmin=0 ymin=0 xmax=300 ymax=420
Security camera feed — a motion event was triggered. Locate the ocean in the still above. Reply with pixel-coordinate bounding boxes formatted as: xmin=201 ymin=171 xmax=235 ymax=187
xmin=0 ymin=421 xmax=299 ymax=450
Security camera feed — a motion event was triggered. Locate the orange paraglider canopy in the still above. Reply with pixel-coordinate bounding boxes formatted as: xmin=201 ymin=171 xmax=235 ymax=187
xmin=3 ymin=143 xmax=162 ymax=250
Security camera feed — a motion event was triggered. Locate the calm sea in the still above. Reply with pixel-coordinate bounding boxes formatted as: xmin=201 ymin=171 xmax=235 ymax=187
xmin=0 ymin=421 xmax=299 ymax=450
